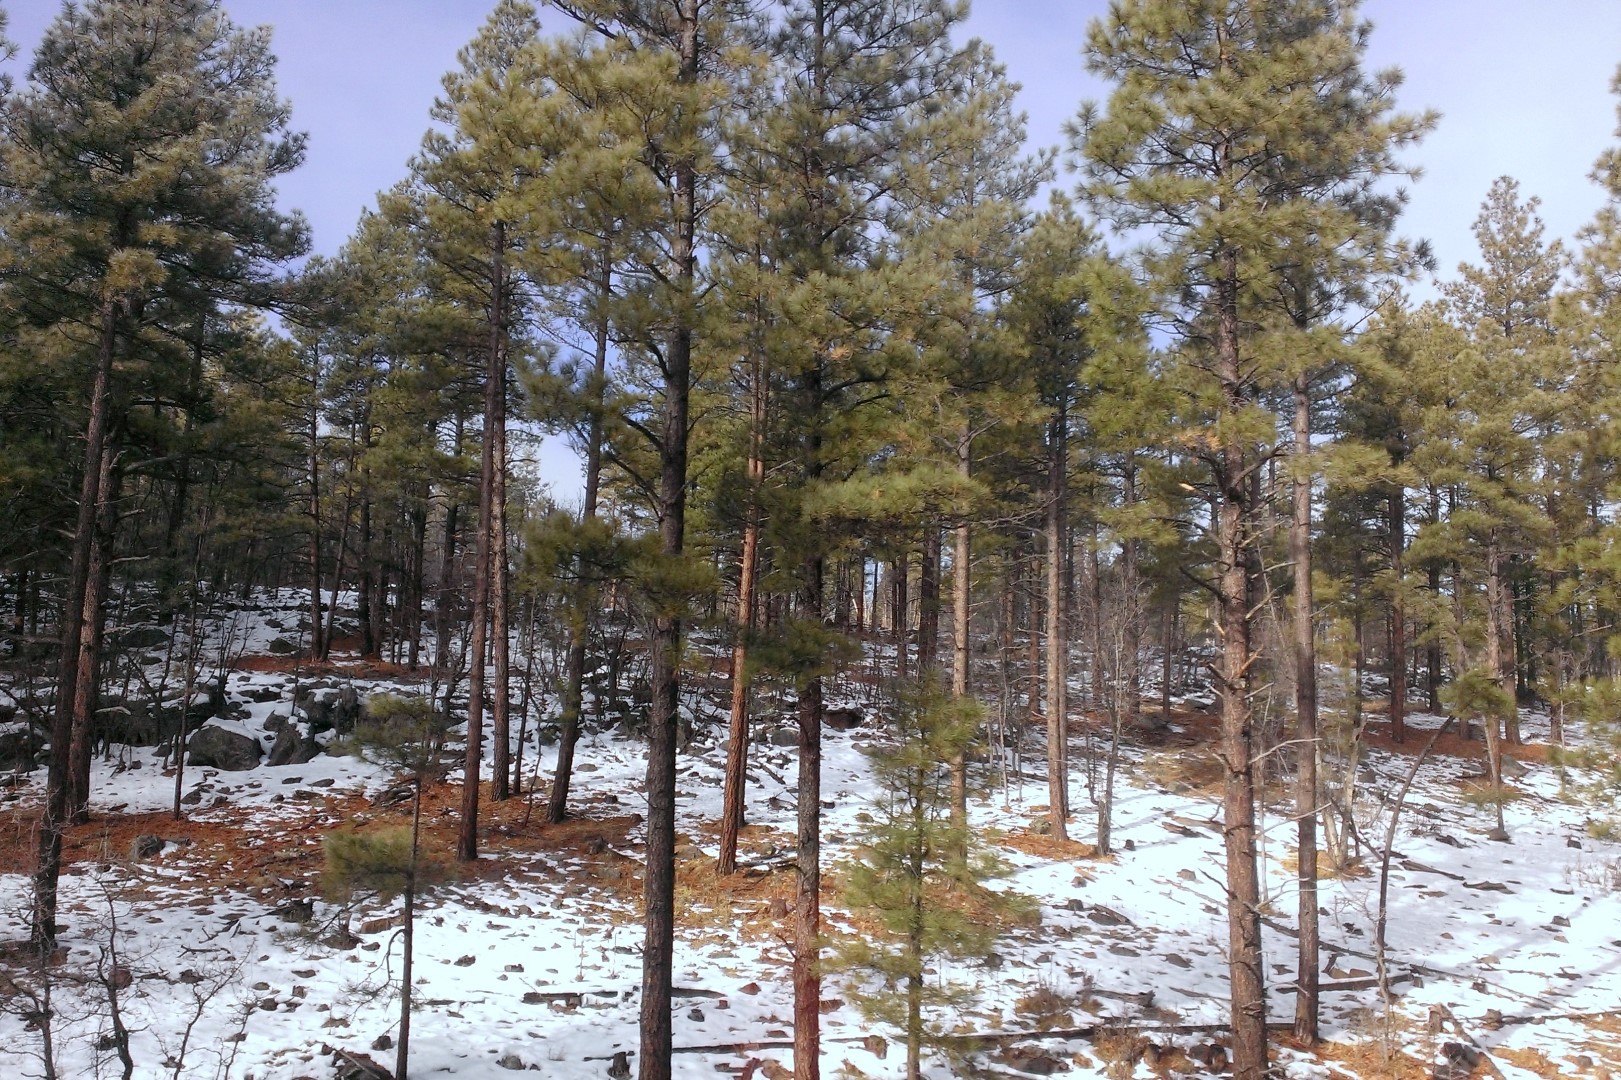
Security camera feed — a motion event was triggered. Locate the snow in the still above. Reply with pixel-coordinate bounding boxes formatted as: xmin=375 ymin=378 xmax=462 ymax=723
xmin=2 ymin=595 xmax=1620 ymax=1078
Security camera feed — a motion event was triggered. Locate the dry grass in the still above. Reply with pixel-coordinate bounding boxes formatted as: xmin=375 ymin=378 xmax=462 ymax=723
xmin=1271 ymin=1032 xmax=1431 ymax=1080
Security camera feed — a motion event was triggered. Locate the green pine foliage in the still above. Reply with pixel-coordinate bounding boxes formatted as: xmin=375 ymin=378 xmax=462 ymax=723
xmin=834 ymin=689 xmax=1032 ymax=1078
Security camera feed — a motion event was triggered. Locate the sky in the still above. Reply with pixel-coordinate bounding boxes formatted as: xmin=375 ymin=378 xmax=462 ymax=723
xmin=5 ymin=0 xmax=1621 ymax=495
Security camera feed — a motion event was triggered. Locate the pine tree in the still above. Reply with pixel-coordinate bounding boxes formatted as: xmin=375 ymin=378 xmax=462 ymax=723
xmin=1073 ymin=1 xmax=1427 ymax=1067
xmin=4 ymin=0 xmax=308 ymax=953
xmin=324 ymin=694 xmax=456 ymax=1080
xmin=834 ymin=689 xmax=1029 ymax=1080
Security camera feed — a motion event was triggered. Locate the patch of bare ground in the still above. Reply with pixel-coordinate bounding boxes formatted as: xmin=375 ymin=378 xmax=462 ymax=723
xmin=0 ymin=777 xmax=650 ymax=904
xmin=1358 ymin=717 xmax=1553 ymax=764
xmin=1271 ymin=1033 xmax=1431 ymax=1079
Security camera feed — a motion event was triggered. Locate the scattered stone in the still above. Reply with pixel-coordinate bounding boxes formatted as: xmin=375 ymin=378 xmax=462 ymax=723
xmin=453 ymin=955 xmax=476 ymax=967
xmin=267 ymin=637 xmax=296 ymax=656
xmin=276 ymin=898 xmax=315 ymax=924
xmin=688 ymin=1007 xmax=704 ymax=1022
xmin=1569 ymin=837 xmax=1584 ymax=850
xmin=999 ymin=1045 xmax=1069 ymax=1074
xmin=496 ymin=1053 xmax=524 ymax=1070
xmin=739 ymin=982 xmax=761 ymax=995
xmin=1177 ymin=868 xmax=1197 ymax=881
xmin=371 ymin=1034 xmax=393 ymax=1051
xmin=768 ymin=728 xmax=798 ymax=748
xmin=129 ymin=834 xmax=164 ymax=861
xmin=1087 ymin=905 xmax=1131 ymax=927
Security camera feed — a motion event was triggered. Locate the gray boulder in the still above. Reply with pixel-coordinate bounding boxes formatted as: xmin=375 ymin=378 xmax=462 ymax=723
xmin=267 ymin=722 xmax=318 ymax=767
xmin=187 ymin=724 xmax=263 ymax=771
xmin=0 ymin=720 xmax=45 ymax=770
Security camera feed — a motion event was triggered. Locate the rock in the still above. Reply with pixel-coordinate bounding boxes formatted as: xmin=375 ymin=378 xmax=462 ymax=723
xmin=825 ymin=707 xmax=863 ymax=731
xmin=0 ymin=720 xmax=46 ymax=770
xmin=187 ymin=724 xmax=262 ymax=771
xmin=607 ymin=1051 xmax=631 ymax=1079
xmin=1569 ymin=837 xmax=1584 ymax=849
xmin=180 ymin=787 xmax=205 ymax=806
xmin=266 ymin=637 xmax=297 ymax=656
xmin=453 ymin=955 xmax=476 ymax=967
xmin=276 ymin=898 xmax=315 ymax=924
xmin=768 ymin=727 xmax=798 ymax=748
xmin=267 ymin=723 xmax=317 ymax=767
xmin=1441 ymin=1042 xmax=1481 ymax=1070
xmin=115 ymin=626 xmax=170 ymax=650
xmin=371 ymin=1035 xmax=393 ymax=1051
xmin=1087 ymin=905 xmax=1131 ymax=927
xmin=129 ymin=834 xmax=164 ymax=861
xmin=332 ymin=687 xmax=362 ymax=733
xmin=496 ymin=1053 xmax=524 ymax=1070
xmin=998 ymin=1045 xmax=1069 ymax=1074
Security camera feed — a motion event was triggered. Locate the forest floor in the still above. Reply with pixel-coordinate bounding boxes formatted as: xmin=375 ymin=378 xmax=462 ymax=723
xmin=2 ymin=590 xmax=1620 ymax=1079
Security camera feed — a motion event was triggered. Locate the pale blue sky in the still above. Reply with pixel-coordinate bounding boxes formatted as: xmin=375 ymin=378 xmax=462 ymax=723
xmin=7 ymin=0 xmax=1619 ymax=276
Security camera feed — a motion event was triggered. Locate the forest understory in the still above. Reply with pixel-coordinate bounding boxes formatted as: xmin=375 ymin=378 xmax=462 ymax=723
xmin=3 ymin=588 xmax=1619 ymax=1080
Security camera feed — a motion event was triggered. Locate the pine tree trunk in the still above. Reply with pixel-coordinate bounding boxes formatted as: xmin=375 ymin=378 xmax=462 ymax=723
xmin=68 ymin=460 xmax=119 ymax=823
xmin=1290 ymin=376 xmax=1319 ymax=1044
xmin=919 ymin=527 xmax=940 ymax=677
xmin=408 ymin=502 xmax=427 ymax=670
xmin=307 ymin=389 xmax=325 ymax=662
xmin=794 ymin=565 xmax=824 ymax=1080
xmin=459 ymin=222 xmax=506 ymax=863
xmin=550 ymin=257 xmax=612 ymax=824
xmin=1214 ymin=236 xmax=1266 ymax=1080
xmin=33 ymin=294 xmax=118 ymax=951
xmin=719 ymin=345 xmax=765 ymax=875
xmin=639 ymin=9 xmax=698 ymax=1074
xmin=950 ymin=428 xmax=972 ymax=840
xmin=893 ymin=555 xmax=909 ymax=681
xmin=1046 ymin=399 xmax=1069 ymax=841
xmin=490 ymin=335 xmax=512 ymax=803
xmin=1389 ymin=486 xmax=1407 ymax=743
xmin=1484 ymin=537 xmax=1509 ymax=840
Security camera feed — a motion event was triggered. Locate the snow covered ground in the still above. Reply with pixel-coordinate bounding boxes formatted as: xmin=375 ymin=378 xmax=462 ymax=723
xmin=2 ymin=595 xmax=1620 ymax=1079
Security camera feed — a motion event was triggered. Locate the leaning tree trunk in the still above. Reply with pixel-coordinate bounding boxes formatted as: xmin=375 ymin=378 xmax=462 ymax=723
xmin=67 ymin=460 xmax=119 ymax=824
xmin=550 ymin=256 xmax=612 ymax=823
xmin=33 ymin=295 xmax=118 ymax=951
xmin=719 ymin=343 xmax=765 ymax=874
